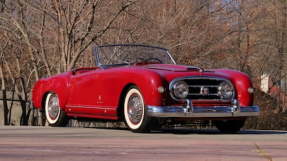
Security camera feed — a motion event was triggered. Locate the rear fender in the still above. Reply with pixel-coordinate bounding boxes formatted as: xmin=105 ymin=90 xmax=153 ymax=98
xmin=32 ymin=72 xmax=72 ymax=110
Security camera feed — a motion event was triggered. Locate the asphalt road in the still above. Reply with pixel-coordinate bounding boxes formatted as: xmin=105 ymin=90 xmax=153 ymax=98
xmin=0 ymin=126 xmax=286 ymax=161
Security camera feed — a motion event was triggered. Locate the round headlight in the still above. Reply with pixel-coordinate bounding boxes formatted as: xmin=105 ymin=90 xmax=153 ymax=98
xmin=218 ymin=81 xmax=234 ymax=100
xmin=172 ymin=81 xmax=189 ymax=99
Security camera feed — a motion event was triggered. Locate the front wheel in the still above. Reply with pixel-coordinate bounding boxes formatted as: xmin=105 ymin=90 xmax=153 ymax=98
xmin=124 ymin=87 xmax=152 ymax=133
xmin=215 ymin=119 xmax=245 ymax=133
xmin=45 ymin=93 xmax=67 ymax=127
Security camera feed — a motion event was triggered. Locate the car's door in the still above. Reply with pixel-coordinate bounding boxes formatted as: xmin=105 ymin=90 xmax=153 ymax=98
xmin=66 ymin=69 xmax=116 ymax=118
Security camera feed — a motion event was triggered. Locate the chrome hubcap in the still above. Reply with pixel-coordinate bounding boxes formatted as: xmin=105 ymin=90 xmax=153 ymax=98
xmin=47 ymin=95 xmax=60 ymax=120
xmin=127 ymin=93 xmax=144 ymax=125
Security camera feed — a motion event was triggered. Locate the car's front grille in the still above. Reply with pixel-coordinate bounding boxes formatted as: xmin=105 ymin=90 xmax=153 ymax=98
xmin=186 ymin=79 xmax=222 ymax=100
xmin=170 ymin=77 xmax=234 ymax=101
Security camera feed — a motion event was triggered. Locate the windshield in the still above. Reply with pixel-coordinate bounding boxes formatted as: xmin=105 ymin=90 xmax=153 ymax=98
xmin=94 ymin=44 xmax=176 ymax=66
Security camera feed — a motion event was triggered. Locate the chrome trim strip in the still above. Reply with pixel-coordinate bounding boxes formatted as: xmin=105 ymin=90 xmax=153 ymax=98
xmin=147 ymin=105 xmax=260 ymax=118
xmin=66 ymin=105 xmax=115 ymax=110
xmin=188 ymin=99 xmax=231 ymax=102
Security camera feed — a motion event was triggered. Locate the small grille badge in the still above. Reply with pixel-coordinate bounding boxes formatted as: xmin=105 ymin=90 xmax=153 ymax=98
xmin=200 ymin=87 xmax=209 ymax=95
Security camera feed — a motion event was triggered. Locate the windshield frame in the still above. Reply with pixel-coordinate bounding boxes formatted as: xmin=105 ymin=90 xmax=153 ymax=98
xmin=93 ymin=44 xmax=176 ymax=67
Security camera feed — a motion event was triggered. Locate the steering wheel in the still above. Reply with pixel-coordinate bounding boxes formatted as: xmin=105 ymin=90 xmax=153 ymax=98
xmin=143 ymin=58 xmax=163 ymax=64
xmin=132 ymin=57 xmax=163 ymax=65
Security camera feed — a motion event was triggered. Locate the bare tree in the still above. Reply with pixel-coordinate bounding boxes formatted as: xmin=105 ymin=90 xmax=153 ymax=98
xmin=0 ymin=0 xmax=136 ymax=125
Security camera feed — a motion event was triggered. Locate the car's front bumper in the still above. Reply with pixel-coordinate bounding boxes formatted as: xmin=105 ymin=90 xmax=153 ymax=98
xmin=147 ymin=105 xmax=260 ymax=118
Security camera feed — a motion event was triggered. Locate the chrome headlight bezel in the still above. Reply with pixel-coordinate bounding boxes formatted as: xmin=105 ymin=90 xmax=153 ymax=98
xmin=171 ymin=80 xmax=189 ymax=99
xmin=218 ymin=81 xmax=235 ymax=100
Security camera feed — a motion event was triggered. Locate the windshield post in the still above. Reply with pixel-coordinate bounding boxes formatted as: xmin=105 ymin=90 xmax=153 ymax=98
xmin=93 ymin=47 xmax=101 ymax=67
xmin=167 ymin=50 xmax=176 ymax=65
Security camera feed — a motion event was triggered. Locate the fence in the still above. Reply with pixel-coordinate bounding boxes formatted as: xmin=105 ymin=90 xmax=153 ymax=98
xmin=0 ymin=90 xmax=33 ymax=125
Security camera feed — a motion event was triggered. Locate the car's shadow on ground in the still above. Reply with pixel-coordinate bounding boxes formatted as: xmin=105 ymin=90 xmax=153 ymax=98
xmin=93 ymin=126 xmax=287 ymax=135
xmin=158 ymin=128 xmax=287 ymax=135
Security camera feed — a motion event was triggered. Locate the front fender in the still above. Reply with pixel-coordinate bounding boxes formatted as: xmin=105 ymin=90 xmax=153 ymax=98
xmin=215 ymin=69 xmax=254 ymax=106
xmin=127 ymin=69 xmax=167 ymax=106
xmin=103 ymin=67 xmax=167 ymax=107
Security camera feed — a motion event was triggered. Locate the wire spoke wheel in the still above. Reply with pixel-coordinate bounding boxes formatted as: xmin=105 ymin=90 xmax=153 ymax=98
xmin=127 ymin=93 xmax=144 ymax=125
xmin=47 ymin=95 xmax=60 ymax=120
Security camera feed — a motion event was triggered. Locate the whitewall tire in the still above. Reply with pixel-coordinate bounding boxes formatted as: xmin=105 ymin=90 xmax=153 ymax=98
xmin=124 ymin=87 xmax=151 ymax=132
xmin=45 ymin=93 xmax=67 ymax=126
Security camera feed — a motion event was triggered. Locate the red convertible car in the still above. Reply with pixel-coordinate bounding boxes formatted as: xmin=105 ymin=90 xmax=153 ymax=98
xmin=32 ymin=44 xmax=259 ymax=133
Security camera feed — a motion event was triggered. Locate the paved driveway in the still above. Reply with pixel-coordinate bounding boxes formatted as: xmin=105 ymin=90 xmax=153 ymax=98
xmin=0 ymin=126 xmax=286 ymax=161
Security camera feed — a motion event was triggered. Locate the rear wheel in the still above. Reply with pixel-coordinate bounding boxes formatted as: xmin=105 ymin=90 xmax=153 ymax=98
xmin=45 ymin=93 xmax=67 ymax=127
xmin=124 ymin=86 xmax=152 ymax=133
xmin=215 ymin=119 xmax=245 ymax=133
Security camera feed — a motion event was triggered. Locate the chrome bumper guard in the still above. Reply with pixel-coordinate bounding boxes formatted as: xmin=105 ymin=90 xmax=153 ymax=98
xmin=147 ymin=105 xmax=260 ymax=118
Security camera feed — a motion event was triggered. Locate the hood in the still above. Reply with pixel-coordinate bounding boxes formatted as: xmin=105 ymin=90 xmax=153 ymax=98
xmin=140 ymin=64 xmax=248 ymax=83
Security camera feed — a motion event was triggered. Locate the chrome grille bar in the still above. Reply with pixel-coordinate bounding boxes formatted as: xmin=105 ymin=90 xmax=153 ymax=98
xmin=188 ymin=85 xmax=219 ymax=88
xmin=188 ymin=93 xmax=219 ymax=96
